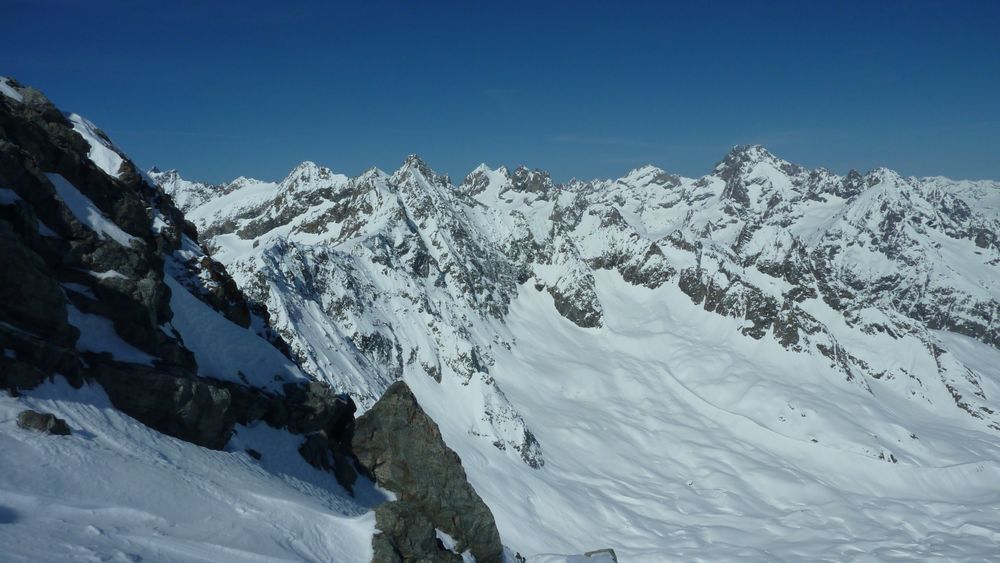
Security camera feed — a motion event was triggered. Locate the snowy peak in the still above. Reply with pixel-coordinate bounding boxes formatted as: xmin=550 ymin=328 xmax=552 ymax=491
xmin=459 ymin=163 xmax=510 ymax=198
xmin=716 ymin=144 xmax=783 ymax=172
xmin=620 ymin=164 xmax=682 ymax=190
xmin=510 ymin=165 xmax=555 ymax=194
xmin=393 ymin=154 xmax=450 ymax=188
xmin=864 ymin=166 xmax=909 ymax=189
xmin=280 ymin=161 xmax=348 ymax=192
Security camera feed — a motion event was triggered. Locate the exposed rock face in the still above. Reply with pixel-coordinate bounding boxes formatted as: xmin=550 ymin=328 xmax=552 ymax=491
xmin=353 ymin=381 xmax=504 ymax=563
xmin=16 ymin=409 xmax=71 ymax=435
xmin=1 ymin=76 xmax=203 ymax=396
xmin=90 ymin=360 xmax=237 ymax=449
xmin=372 ymin=501 xmax=462 ymax=563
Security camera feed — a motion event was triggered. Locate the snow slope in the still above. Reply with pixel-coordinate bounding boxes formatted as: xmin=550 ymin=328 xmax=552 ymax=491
xmin=46 ymin=173 xmax=138 ymax=247
xmin=66 ymin=113 xmax=125 ymax=179
xmin=163 ymin=274 xmax=307 ymax=391
xmin=433 ymin=273 xmax=1000 ymax=561
xmin=0 ymin=377 xmax=377 ymax=563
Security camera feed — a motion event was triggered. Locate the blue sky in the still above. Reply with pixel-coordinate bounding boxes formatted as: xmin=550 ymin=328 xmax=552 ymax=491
xmin=2 ymin=0 xmax=998 ymax=183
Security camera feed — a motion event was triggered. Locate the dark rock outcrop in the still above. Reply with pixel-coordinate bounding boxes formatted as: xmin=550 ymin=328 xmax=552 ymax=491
xmin=91 ymin=356 xmax=358 ymax=482
xmin=16 ymin=409 xmax=71 ymax=435
xmin=352 ymin=381 xmax=503 ymax=563
xmin=372 ymin=500 xmax=462 ymax=563
xmin=91 ymin=360 xmax=236 ymax=449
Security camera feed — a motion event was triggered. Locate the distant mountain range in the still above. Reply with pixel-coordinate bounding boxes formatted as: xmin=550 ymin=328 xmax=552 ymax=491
xmin=154 ymin=142 xmax=1000 ymax=558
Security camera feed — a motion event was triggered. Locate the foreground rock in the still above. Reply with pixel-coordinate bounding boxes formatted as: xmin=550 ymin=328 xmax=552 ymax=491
xmin=353 ymin=381 xmax=503 ymax=563
xmin=16 ymin=409 xmax=71 ymax=435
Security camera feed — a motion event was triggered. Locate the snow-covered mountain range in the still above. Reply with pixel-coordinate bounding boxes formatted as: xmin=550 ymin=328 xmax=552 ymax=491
xmin=156 ymin=145 xmax=1000 ymax=446
xmin=151 ymin=146 xmax=1000 ymax=559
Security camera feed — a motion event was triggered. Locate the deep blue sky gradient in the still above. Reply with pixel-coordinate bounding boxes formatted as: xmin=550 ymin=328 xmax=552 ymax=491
xmin=2 ymin=0 xmax=999 ymax=183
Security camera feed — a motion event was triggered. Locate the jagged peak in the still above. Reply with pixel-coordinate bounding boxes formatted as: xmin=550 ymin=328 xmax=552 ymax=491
xmin=623 ymin=164 xmax=666 ymax=182
xmin=394 ymin=154 xmax=450 ymax=187
xmin=227 ymin=175 xmax=264 ymax=188
xmin=628 ymin=164 xmax=664 ymax=176
xmin=288 ymin=160 xmax=334 ymax=177
xmin=399 ymin=154 xmax=431 ymax=173
xmin=288 ymin=160 xmax=325 ymax=174
xmin=358 ymin=166 xmax=389 ymax=182
xmin=459 ymin=164 xmax=510 ymax=197
xmin=712 ymin=145 xmax=811 ymax=202
xmin=462 ymin=162 xmax=510 ymax=184
xmin=148 ymin=167 xmax=178 ymax=178
xmin=715 ymin=144 xmax=787 ymax=173
xmin=612 ymin=165 xmax=683 ymax=192
xmin=864 ymin=166 xmax=908 ymax=188
xmin=464 ymin=163 xmax=509 ymax=181
xmin=279 ymin=160 xmax=347 ymax=192
xmin=508 ymin=166 xmax=555 ymax=194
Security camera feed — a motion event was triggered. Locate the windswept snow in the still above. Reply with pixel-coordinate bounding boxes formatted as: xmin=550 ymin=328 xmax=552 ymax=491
xmin=164 ymin=275 xmax=307 ymax=391
xmin=45 ymin=173 xmax=137 ymax=247
xmin=429 ymin=274 xmax=1000 ymax=561
xmin=0 ymin=377 xmax=376 ymax=562
xmin=0 ymin=76 xmax=23 ymax=102
xmin=66 ymin=113 xmax=125 ymax=179
xmin=66 ymin=304 xmax=157 ymax=366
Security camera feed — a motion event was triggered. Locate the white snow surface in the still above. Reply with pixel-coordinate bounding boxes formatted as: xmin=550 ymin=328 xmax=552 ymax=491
xmin=0 ymin=377 xmax=377 ymax=562
xmin=164 ymin=274 xmax=307 ymax=391
xmin=66 ymin=113 xmax=126 ymax=179
xmin=45 ymin=173 xmax=137 ymax=247
xmin=66 ymin=304 xmax=156 ymax=365
xmin=0 ymin=76 xmax=23 ymax=102
xmin=423 ymin=275 xmax=1000 ymax=561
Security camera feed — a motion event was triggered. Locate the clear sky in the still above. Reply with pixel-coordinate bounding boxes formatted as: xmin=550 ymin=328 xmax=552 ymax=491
xmin=2 ymin=0 xmax=998 ymax=183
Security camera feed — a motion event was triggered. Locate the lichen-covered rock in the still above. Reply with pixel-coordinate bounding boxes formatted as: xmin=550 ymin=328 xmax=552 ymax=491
xmin=352 ymin=381 xmax=504 ymax=563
